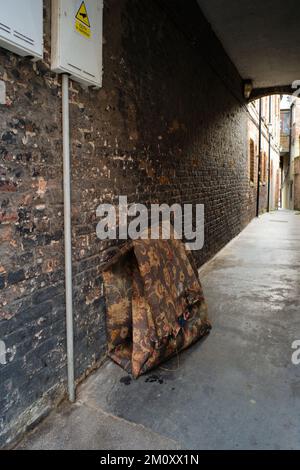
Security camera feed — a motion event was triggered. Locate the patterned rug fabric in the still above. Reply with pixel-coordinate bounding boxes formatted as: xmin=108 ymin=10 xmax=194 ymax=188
xmin=102 ymin=237 xmax=211 ymax=378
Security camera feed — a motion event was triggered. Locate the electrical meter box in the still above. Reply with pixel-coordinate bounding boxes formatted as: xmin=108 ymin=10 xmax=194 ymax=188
xmin=0 ymin=0 xmax=43 ymax=60
xmin=51 ymin=0 xmax=103 ymax=88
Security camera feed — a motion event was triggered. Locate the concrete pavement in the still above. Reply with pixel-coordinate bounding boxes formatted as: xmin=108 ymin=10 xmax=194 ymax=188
xmin=18 ymin=210 xmax=300 ymax=450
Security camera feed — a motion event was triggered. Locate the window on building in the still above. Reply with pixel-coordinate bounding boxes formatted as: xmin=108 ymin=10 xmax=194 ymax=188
xmin=264 ymin=152 xmax=268 ymax=183
xmin=259 ymin=152 xmax=267 ymax=184
xmin=271 ymin=160 xmax=274 ymax=180
xmin=249 ymin=139 xmax=255 ymax=183
xmin=260 ymin=152 xmax=268 ymax=184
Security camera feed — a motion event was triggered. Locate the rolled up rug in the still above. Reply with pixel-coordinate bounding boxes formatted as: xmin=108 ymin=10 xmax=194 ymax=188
xmin=102 ymin=235 xmax=211 ymax=378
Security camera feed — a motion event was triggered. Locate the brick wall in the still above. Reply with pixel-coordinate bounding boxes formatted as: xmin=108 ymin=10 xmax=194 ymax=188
xmin=0 ymin=0 xmax=254 ymax=447
xmin=294 ymin=157 xmax=300 ymax=210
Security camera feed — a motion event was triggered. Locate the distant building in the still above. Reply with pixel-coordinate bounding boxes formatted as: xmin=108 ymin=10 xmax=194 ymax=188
xmin=280 ymin=95 xmax=300 ymax=210
xmin=248 ymin=96 xmax=281 ymax=215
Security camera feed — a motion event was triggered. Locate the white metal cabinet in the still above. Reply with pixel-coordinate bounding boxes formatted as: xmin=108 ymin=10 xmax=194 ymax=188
xmin=0 ymin=0 xmax=43 ymax=60
xmin=51 ymin=0 xmax=103 ymax=88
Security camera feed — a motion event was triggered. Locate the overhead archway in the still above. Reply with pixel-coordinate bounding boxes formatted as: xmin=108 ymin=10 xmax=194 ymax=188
xmin=197 ymin=0 xmax=300 ymax=100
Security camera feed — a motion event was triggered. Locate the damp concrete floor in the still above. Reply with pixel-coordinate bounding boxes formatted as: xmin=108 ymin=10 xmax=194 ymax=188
xmin=18 ymin=210 xmax=300 ymax=450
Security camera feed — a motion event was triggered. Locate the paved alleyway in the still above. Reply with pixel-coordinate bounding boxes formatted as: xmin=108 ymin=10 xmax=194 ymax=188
xmin=18 ymin=210 xmax=300 ymax=450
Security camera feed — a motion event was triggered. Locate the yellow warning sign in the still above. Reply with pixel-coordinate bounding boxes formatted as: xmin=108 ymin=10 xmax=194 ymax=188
xmin=75 ymin=1 xmax=91 ymax=38
xmin=75 ymin=20 xmax=91 ymax=38
xmin=76 ymin=1 xmax=90 ymax=27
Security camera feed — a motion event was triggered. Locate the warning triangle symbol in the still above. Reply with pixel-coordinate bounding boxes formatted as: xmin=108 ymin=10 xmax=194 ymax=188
xmin=75 ymin=1 xmax=90 ymax=28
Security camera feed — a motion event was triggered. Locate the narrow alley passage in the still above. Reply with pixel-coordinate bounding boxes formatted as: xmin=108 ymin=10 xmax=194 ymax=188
xmin=18 ymin=210 xmax=300 ymax=450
